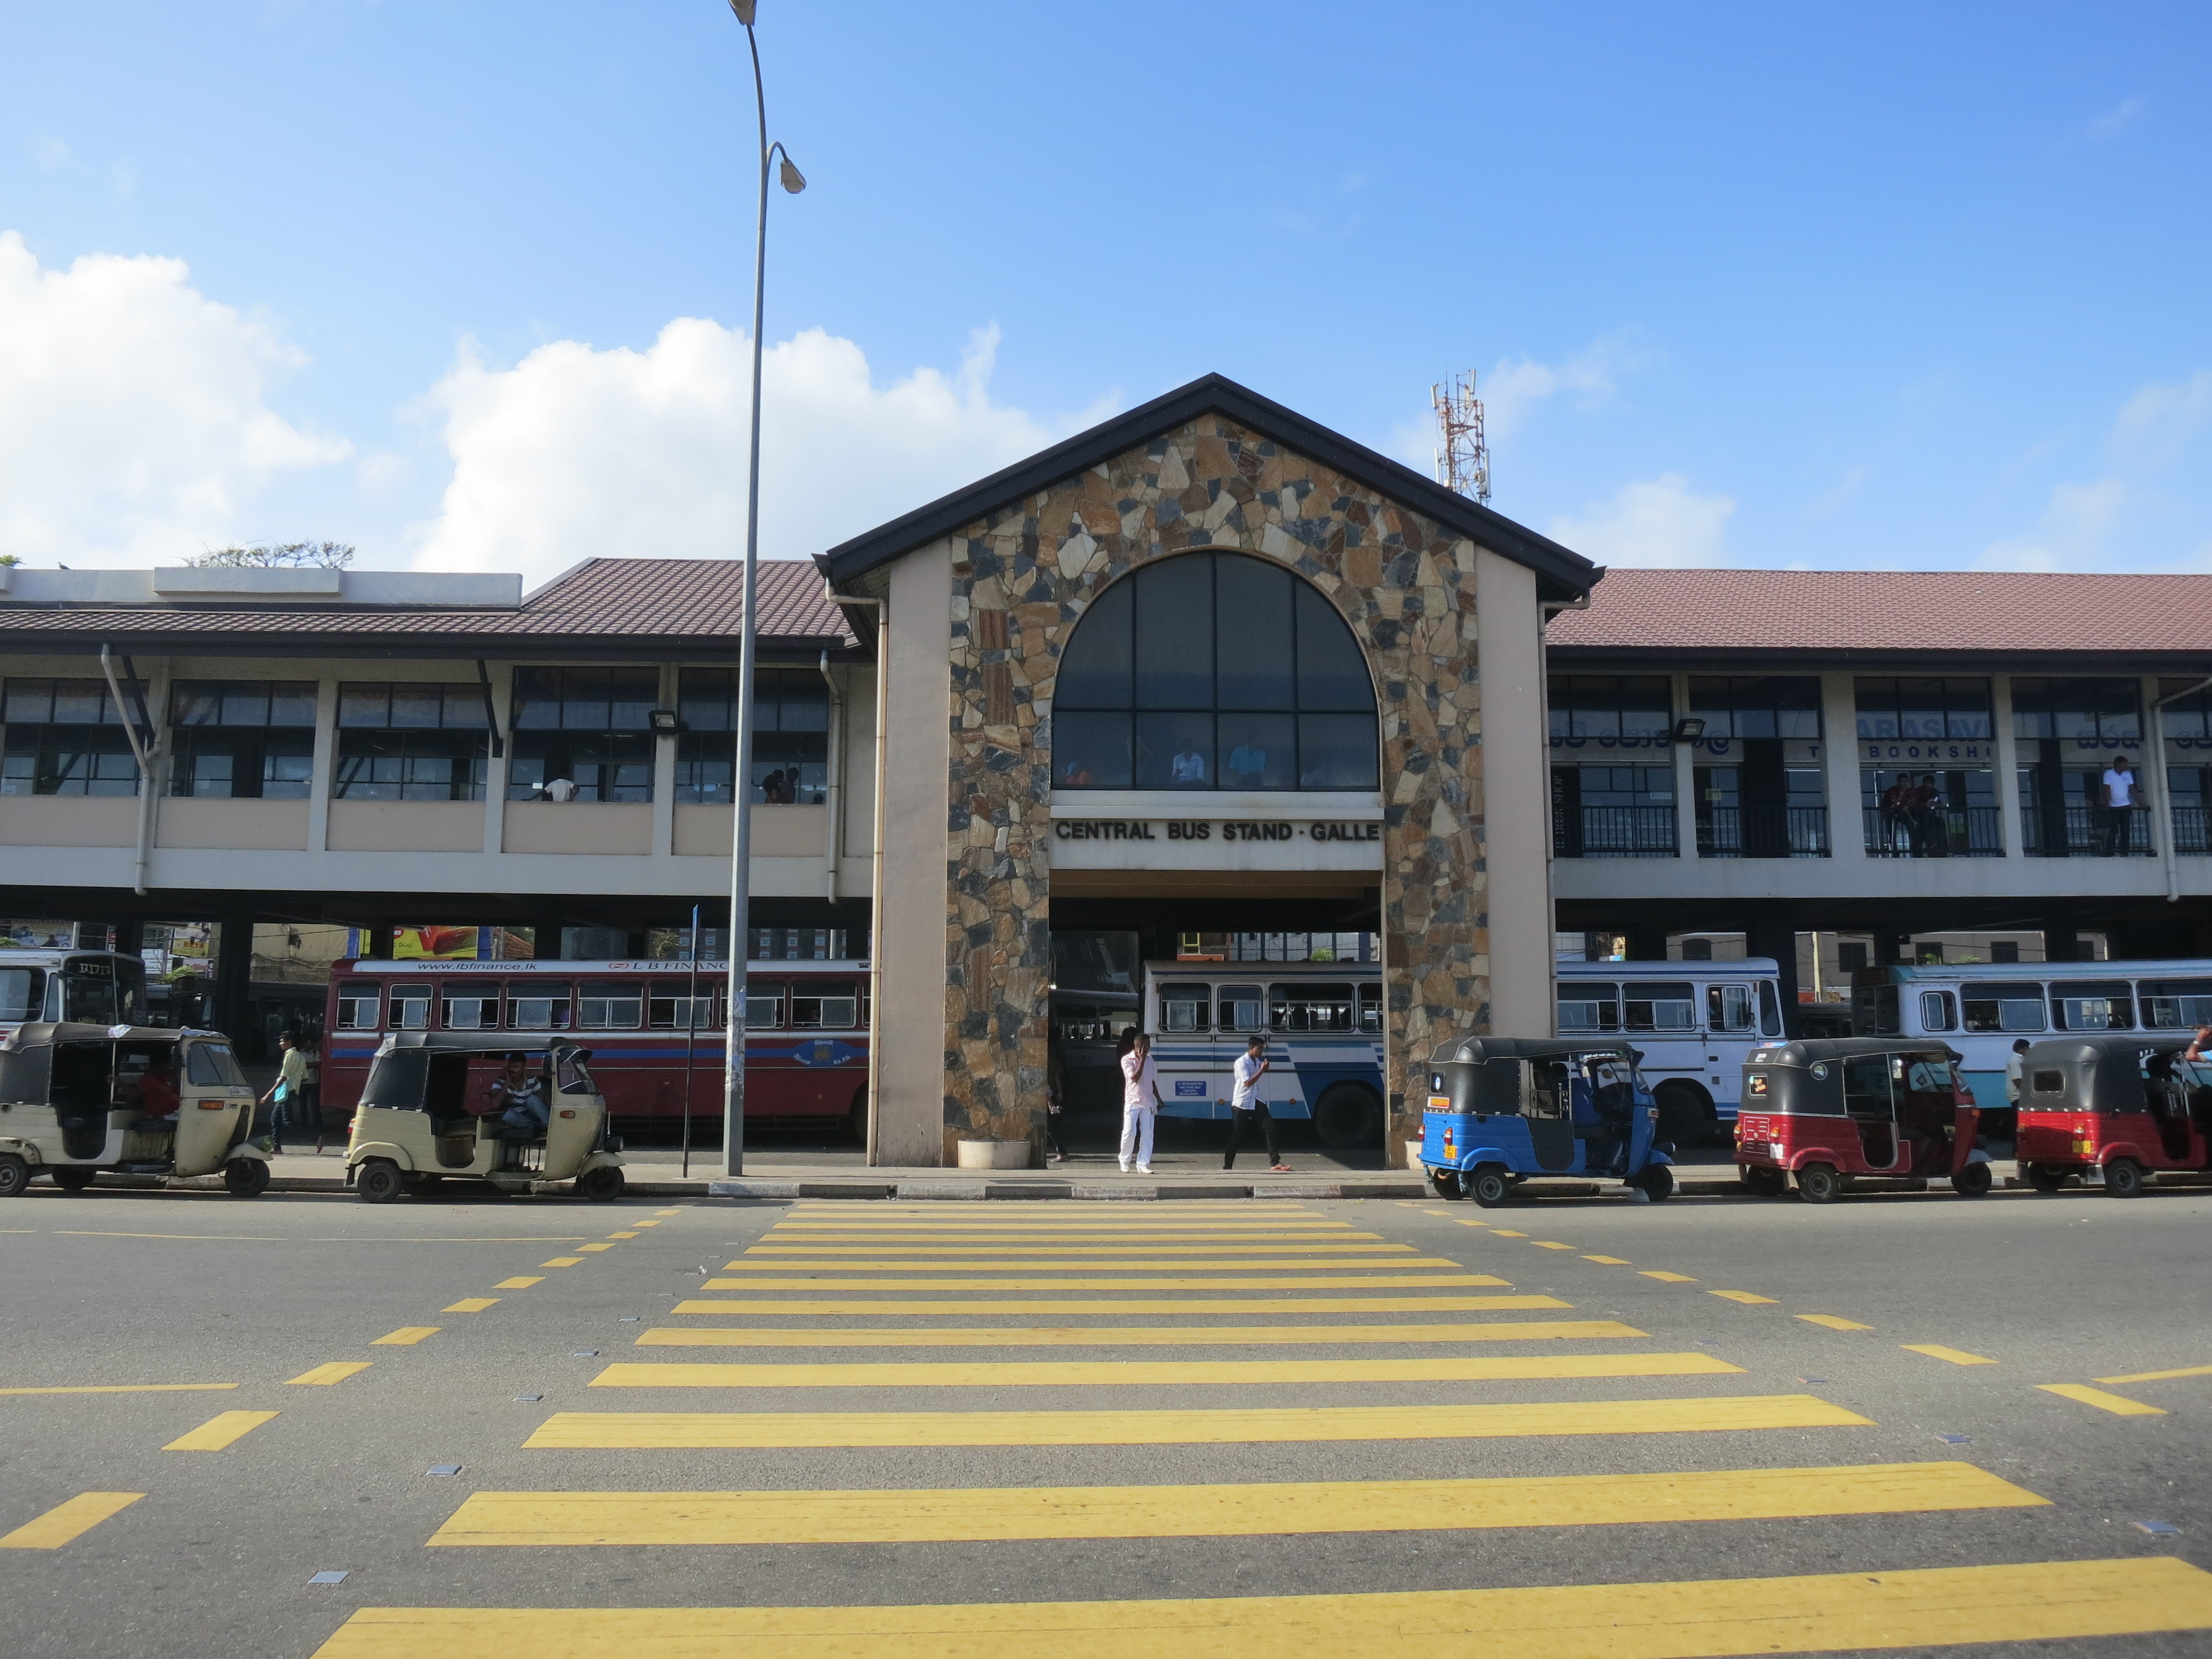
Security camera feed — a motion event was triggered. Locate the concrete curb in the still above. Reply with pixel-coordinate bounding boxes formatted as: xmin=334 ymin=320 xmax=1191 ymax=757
xmin=707 ymin=1177 xmax=1433 ymax=1201
xmin=160 ymin=1173 xmax=713 ymax=1198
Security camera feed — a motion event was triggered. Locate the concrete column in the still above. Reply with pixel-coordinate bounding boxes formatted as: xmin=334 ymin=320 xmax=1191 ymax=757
xmin=1472 ymin=548 xmax=1555 ymax=1043
xmin=482 ymin=662 xmax=510 ymax=858
xmin=2043 ymin=909 xmax=2085 ymax=964
xmin=1746 ymin=914 xmax=1801 ymax=1034
xmin=652 ymin=662 xmax=679 ymax=856
xmin=1625 ymin=927 xmax=1669 ymax=962
xmin=1671 ymin=671 xmax=1698 ymax=858
xmin=308 ymin=678 xmax=337 ymax=852
xmin=1992 ymin=675 xmax=2026 ymax=859
xmin=212 ymin=916 xmax=255 ymax=1047
xmin=1820 ymin=673 xmax=1866 ymax=865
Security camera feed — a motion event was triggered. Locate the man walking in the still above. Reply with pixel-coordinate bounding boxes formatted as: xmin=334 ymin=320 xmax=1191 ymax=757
xmin=1119 ymin=1031 xmax=1162 ymax=1174
xmin=1224 ymin=1034 xmax=1290 ymax=1172
xmin=2099 ymin=755 xmax=2137 ymax=856
xmin=259 ymin=1030 xmax=307 ymax=1155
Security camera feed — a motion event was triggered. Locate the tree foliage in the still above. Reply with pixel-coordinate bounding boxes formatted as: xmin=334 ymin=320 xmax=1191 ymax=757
xmin=185 ymin=540 xmax=355 ymax=569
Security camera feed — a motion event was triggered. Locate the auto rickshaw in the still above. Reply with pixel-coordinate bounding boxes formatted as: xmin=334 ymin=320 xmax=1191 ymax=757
xmin=1420 ymin=1038 xmax=1675 ymax=1206
xmin=346 ymin=1033 xmax=625 ymax=1202
xmin=0 ymin=1022 xmax=270 ymax=1197
xmin=2014 ymin=1035 xmax=2212 ymax=1197
xmin=1734 ymin=1037 xmax=1992 ymax=1202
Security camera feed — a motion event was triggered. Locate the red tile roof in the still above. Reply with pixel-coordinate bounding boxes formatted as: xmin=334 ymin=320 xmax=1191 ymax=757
xmin=1550 ymin=569 xmax=2212 ymax=663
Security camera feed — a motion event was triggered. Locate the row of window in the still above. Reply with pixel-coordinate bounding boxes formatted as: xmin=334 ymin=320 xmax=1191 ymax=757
xmin=1147 ymin=980 xmax=1385 ymax=1036
xmin=334 ymin=979 xmax=865 ymax=1033
xmin=1876 ymin=979 xmax=2212 ymax=1035
xmin=1557 ymin=980 xmax=1785 ymax=1034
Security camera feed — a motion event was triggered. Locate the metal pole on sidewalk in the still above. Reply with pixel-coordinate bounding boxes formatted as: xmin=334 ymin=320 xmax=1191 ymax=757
xmin=682 ymin=904 xmax=700 ymax=1178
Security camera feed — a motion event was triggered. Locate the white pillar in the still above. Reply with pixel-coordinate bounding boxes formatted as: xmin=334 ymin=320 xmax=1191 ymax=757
xmin=1992 ymin=675 xmax=2026 ymax=859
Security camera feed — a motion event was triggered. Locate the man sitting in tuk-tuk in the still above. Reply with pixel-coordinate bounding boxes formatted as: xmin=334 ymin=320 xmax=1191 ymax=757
xmin=487 ymin=1053 xmax=550 ymax=1137
xmin=134 ymin=1053 xmax=180 ymax=1121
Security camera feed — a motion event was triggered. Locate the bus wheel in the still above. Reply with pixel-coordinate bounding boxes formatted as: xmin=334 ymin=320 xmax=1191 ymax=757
xmin=52 ymin=1166 xmax=96 ymax=1193
xmin=0 ymin=1155 xmax=29 ymax=1198
xmin=356 ymin=1159 xmax=405 ymax=1204
xmin=577 ymin=1165 xmax=625 ymax=1203
xmin=1429 ymin=1168 xmax=1465 ymax=1201
xmin=1951 ymin=1162 xmax=1993 ymax=1198
xmin=2025 ymin=1163 xmax=2069 ymax=1194
xmin=1313 ymin=1084 xmax=1382 ymax=1150
xmin=846 ymin=1088 xmax=869 ymax=1146
xmin=1653 ymin=1083 xmax=1712 ymax=1147
xmin=1796 ymin=1162 xmax=1841 ymax=1204
xmin=1469 ymin=1165 xmax=1514 ymax=1208
xmin=222 ymin=1159 xmax=269 ymax=1198
xmin=2103 ymin=1157 xmax=2144 ymax=1198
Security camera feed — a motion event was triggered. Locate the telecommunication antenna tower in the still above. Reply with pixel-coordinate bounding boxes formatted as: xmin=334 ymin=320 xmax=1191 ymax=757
xmin=1431 ymin=371 xmax=1491 ymax=504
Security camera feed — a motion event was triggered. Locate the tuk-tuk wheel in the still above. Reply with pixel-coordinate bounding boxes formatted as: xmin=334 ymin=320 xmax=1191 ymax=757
xmin=52 ymin=1166 xmax=96 ymax=1193
xmin=223 ymin=1159 xmax=270 ymax=1198
xmin=2103 ymin=1157 xmax=2145 ymax=1199
xmin=0 ymin=1154 xmax=32 ymax=1198
xmin=1469 ymin=1166 xmax=1514 ymax=1208
xmin=1428 ymin=1169 xmax=1465 ymax=1201
xmin=1741 ymin=1165 xmax=1788 ymax=1197
xmin=1951 ymin=1162 xmax=1992 ymax=1198
xmin=2025 ymin=1164 xmax=2069 ymax=1194
xmin=1797 ymin=1162 xmax=1841 ymax=1204
xmin=577 ymin=1165 xmax=625 ymax=1203
xmin=356 ymin=1159 xmax=406 ymax=1204
xmin=1635 ymin=1164 xmax=1675 ymax=1203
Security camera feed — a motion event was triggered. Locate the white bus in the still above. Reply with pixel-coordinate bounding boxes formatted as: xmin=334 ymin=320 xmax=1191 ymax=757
xmin=1555 ymin=957 xmax=1788 ymax=1141
xmin=1851 ymin=961 xmax=2212 ymax=1113
xmin=0 ymin=947 xmax=151 ymax=1039
xmin=1141 ymin=959 xmax=1386 ymax=1149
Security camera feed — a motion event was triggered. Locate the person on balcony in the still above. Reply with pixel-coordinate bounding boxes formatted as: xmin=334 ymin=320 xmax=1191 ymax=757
xmin=1910 ymin=774 xmax=1948 ymax=857
xmin=1879 ymin=776 xmax=1914 ymax=855
xmin=2099 ymin=757 xmax=2137 ymax=856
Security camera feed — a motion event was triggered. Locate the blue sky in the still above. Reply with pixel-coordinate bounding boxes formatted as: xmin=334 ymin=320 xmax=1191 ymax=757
xmin=2 ymin=1 xmax=2206 ymax=586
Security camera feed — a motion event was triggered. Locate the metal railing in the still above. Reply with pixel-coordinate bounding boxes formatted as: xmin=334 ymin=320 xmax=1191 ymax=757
xmin=1861 ymin=806 xmax=2005 ymax=858
xmin=2173 ymin=807 xmax=2209 ymax=857
xmin=1697 ymin=806 xmax=1829 ymax=859
xmin=1554 ymin=804 xmax=1677 ymax=859
xmin=2020 ymin=806 xmax=2153 ymax=858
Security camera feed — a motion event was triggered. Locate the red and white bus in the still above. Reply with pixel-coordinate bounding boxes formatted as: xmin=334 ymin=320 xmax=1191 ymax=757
xmin=321 ymin=959 xmax=869 ymax=1135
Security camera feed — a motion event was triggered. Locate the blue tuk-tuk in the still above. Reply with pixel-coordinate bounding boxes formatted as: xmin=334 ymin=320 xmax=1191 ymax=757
xmin=1420 ymin=1037 xmax=1674 ymax=1206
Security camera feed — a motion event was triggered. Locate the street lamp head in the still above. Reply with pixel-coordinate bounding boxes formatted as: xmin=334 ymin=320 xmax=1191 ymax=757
xmin=728 ymin=0 xmax=757 ymax=25
xmin=778 ymin=154 xmax=807 ymax=194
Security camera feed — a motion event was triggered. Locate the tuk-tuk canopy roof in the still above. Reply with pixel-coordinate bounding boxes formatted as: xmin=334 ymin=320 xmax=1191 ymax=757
xmin=0 ymin=1021 xmax=202 ymax=1052
xmin=1428 ymin=1036 xmax=1640 ymax=1067
xmin=2022 ymin=1035 xmax=2200 ymax=1066
xmin=1746 ymin=1036 xmax=1963 ymax=1068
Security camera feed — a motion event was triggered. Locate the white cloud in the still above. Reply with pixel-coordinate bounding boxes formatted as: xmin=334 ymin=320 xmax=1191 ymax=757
xmin=34 ymin=137 xmax=71 ymax=169
xmin=409 ymin=321 xmax=1090 ymax=589
xmin=0 ymin=231 xmax=350 ymax=566
xmin=2084 ymin=96 xmax=2146 ymax=140
xmin=1481 ymin=336 xmax=1651 ymax=439
xmin=1547 ymin=473 xmax=1735 ymax=567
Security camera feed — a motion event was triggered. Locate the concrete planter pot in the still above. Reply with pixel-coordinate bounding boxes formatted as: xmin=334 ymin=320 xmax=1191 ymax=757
xmin=956 ymin=1139 xmax=1034 ymax=1171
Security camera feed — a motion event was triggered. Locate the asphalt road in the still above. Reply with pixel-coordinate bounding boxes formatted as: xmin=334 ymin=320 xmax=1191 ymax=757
xmin=2 ymin=1178 xmax=2209 ymax=1658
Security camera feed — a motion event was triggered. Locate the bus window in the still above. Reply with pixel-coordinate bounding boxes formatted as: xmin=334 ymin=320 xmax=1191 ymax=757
xmin=390 ymin=985 xmax=431 ymax=1030
xmin=744 ymin=986 xmax=786 ymax=1029
xmin=1558 ymin=983 xmax=1619 ymax=1034
xmin=1757 ymin=979 xmax=1783 ymax=1036
xmin=1218 ymin=984 xmax=1265 ymax=1032
xmin=336 ymin=981 xmax=381 ymax=1030
xmin=1271 ymin=983 xmax=1355 ymax=1032
xmin=1158 ymin=981 xmax=1211 ymax=1034
xmin=1707 ymin=984 xmax=1756 ymax=1033
xmin=790 ymin=983 xmax=858 ymax=1029
xmin=1052 ymin=1001 xmax=1118 ymax=1043
xmin=1622 ymin=981 xmax=1695 ymax=1031
xmin=1358 ymin=983 xmax=1382 ymax=1035
xmin=578 ymin=981 xmax=644 ymax=1029
xmin=2052 ymin=982 xmax=2133 ymax=1031
xmin=1918 ymin=991 xmax=1958 ymax=1032
xmin=1 ymin=967 xmax=44 ymax=1024
xmin=185 ymin=1041 xmax=247 ymax=1087
xmin=441 ymin=987 xmax=498 ymax=1030
xmin=1962 ymin=981 xmax=2045 ymax=1033
xmin=507 ymin=983 xmax=573 ymax=1030
xmin=2138 ymin=978 xmax=2212 ymax=1029
xmin=649 ymin=987 xmax=719 ymax=1029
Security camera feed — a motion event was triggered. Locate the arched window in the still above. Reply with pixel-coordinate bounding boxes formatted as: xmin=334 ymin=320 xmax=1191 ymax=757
xmin=1052 ymin=551 xmax=1378 ymax=791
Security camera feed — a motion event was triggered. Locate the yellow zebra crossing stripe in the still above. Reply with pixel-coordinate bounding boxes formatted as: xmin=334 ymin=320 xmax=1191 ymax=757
xmin=699 ymin=1275 xmax=1510 ymax=1291
xmin=742 ymin=1243 xmax=1421 ymax=1255
xmin=0 ymin=1492 xmax=144 ymax=1550
xmin=2036 ymin=1383 xmax=2166 ymax=1416
xmin=163 ymin=1410 xmax=280 ymax=1451
xmin=635 ymin=1321 xmax=1639 ymax=1348
xmin=719 ymin=1256 xmax=1462 ymax=1271
xmin=427 ymin=1460 xmax=2044 ymax=1546
xmin=586 ymin=1353 xmax=1739 ymax=1389
xmin=312 ymin=1557 xmax=2212 ymax=1658
xmin=670 ymin=1295 xmax=1566 ymax=1315
xmin=523 ymin=1392 xmax=1870 ymax=1448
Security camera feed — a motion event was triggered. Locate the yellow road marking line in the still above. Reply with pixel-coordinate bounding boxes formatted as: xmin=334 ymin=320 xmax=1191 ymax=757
xmin=2037 ymin=1383 xmax=2167 ymax=1416
xmin=429 ymin=1460 xmax=2044 ymax=1547
xmin=1798 ymin=1314 xmax=1873 ymax=1332
xmin=164 ymin=1410 xmax=280 ymax=1451
xmin=370 ymin=1327 xmax=440 ymax=1347
xmin=1454 ymin=1219 xmax=1489 ymax=1227
xmin=0 ymin=1382 xmax=237 ymax=1396
xmin=655 ymin=1209 xmax=681 ymax=1215
xmin=1489 ymin=1229 xmax=1528 ymax=1237
xmin=745 ymin=1243 xmax=1412 ymax=1255
xmin=589 ymin=1353 xmax=1741 ymax=1389
xmin=1905 ymin=1345 xmax=1997 ymax=1366
xmin=50 ymin=1229 xmax=280 ymax=1240
xmin=1641 ymin=1271 xmax=1696 ymax=1282
xmin=289 ymin=1362 xmax=373 ymax=1386
xmin=302 ymin=1557 xmax=2212 ymax=1655
xmin=718 ymin=1257 xmax=1464 ymax=1272
xmin=0 ymin=1492 xmax=143 ymax=1550
xmin=1531 ymin=1241 xmax=1577 ymax=1251
xmin=1712 ymin=1290 xmax=1778 ymax=1305
xmin=606 ymin=1232 xmax=639 ymax=1240
xmin=495 ymin=1277 xmax=543 ymax=1290
xmin=765 ymin=1226 xmax=1365 ymax=1237
xmin=630 ymin=1220 xmax=660 ymax=1227
xmin=577 ymin=1243 xmax=617 ymax=1253
xmin=542 ymin=1257 xmax=583 ymax=1267
xmin=525 ymin=1392 xmax=1872 ymax=1449
xmin=2099 ymin=1363 xmax=2212 ymax=1384
xmin=639 ymin=1321 xmax=1637 ymax=1348
xmin=771 ymin=1217 xmax=1360 ymax=1226
xmin=1583 ymin=1255 xmax=1630 ymax=1265
xmin=671 ymin=1295 xmax=1564 ymax=1315
xmin=444 ymin=1298 xmax=499 ymax=1314
xmin=701 ymin=1275 xmax=1511 ymax=1291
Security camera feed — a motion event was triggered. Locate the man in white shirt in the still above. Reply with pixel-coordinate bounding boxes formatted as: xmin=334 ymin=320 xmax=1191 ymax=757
xmin=1171 ymin=744 xmax=1207 ymax=784
xmin=542 ymin=775 xmax=580 ymax=803
xmin=2099 ymin=757 xmax=2136 ymax=856
xmin=1223 ymin=1035 xmax=1290 ymax=1172
xmin=1118 ymin=1032 xmax=1162 ymax=1173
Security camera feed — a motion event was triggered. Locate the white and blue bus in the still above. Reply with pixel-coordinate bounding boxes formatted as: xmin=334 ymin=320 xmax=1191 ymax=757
xmin=1141 ymin=959 xmax=1386 ymax=1148
xmin=1851 ymin=961 xmax=2212 ymax=1114
xmin=1555 ymin=957 xmax=1788 ymax=1141
xmin=0 ymin=947 xmax=150 ymax=1040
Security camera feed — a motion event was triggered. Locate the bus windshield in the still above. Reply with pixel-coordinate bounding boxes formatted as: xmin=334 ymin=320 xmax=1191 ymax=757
xmin=58 ymin=959 xmax=146 ymax=1025
xmin=0 ymin=967 xmax=43 ymax=1024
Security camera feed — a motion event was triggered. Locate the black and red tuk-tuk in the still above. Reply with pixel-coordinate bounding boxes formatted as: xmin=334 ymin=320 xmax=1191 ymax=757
xmin=1733 ymin=1037 xmax=1994 ymax=1203
xmin=2014 ymin=1035 xmax=2212 ymax=1197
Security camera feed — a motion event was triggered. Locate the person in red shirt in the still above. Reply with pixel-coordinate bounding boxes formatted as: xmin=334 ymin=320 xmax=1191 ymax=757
xmin=135 ymin=1056 xmax=181 ymax=1120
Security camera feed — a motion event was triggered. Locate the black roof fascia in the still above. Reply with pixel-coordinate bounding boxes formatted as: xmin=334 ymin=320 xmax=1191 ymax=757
xmin=814 ymin=373 xmax=1601 ymax=602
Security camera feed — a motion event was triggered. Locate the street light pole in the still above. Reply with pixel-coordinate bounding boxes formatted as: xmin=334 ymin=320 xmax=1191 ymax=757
xmin=722 ymin=0 xmax=805 ymax=1178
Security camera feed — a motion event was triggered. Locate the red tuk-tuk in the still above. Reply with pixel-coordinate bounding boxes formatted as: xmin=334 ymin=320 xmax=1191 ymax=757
xmin=1733 ymin=1037 xmax=1992 ymax=1203
xmin=2014 ymin=1035 xmax=2212 ymax=1197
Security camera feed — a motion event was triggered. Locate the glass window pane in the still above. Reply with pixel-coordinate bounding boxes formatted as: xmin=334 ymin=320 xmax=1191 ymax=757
xmin=512 ymin=667 xmax=561 ymax=729
xmin=773 ymin=677 xmax=830 ymax=733
xmin=1055 ymin=712 xmax=1131 ymax=789
xmin=507 ymin=983 xmax=573 ymax=1030
xmin=1294 ymin=582 xmax=1371 ymax=711
xmin=1056 ymin=578 xmax=1133 ymax=709
xmin=1558 ymin=983 xmax=1620 ymax=1032
xmin=1160 ymin=982 xmax=1211 ymax=1033
xmin=790 ymin=984 xmax=857 ymax=1029
xmin=269 ymin=683 xmax=317 ymax=727
xmin=170 ymin=684 xmax=221 ymax=726
xmin=1214 ymin=558 xmax=1294 ymax=710
xmin=1218 ymin=713 xmax=1295 ymax=789
xmin=562 ymin=672 xmax=611 ymax=731
xmin=1218 ymin=984 xmax=1266 ymax=1031
xmin=336 ymin=982 xmax=380 ymax=1030
xmin=440 ymin=992 xmax=496 ymax=1030
xmin=4 ymin=680 xmax=53 ymax=723
xmin=577 ymin=980 xmax=644 ymax=1029
xmin=389 ymin=686 xmax=441 ymax=729
xmin=390 ymin=987 xmax=431 ymax=1030
xmin=680 ymin=669 xmax=735 ymax=732
xmin=1622 ymin=981 xmax=1696 ymax=1030
xmin=1919 ymin=990 xmax=1957 ymax=1031
xmin=221 ymin=683 xmax=269 ymax=726
xmin=337 ymin=685 xmax=388 ymax=727
xmin=1136 ymin=712 xmax=1213 ymax=788
xmin=2140 ymin=979 xmax=2212 ymax=1029
xmin=50 ymin=681 xmax=104 ymax=723
xmin=1297 ymin=713 xmax=1376 ymax=789
xmin=1961 ymin=982 xmax=2046 ymax=1032
xmin=1270 ymin=982 xmax=1355 ymax=1031
xmin=744 ymin=988 xmax=786 ymax=1029
xmin=1134 ymin=556 xmax=1214 ymax=709
xmin=2051 ymin=982 xmax=2133 ymax=1031
xmin=609 ymin=672 xmax=658 ymax=731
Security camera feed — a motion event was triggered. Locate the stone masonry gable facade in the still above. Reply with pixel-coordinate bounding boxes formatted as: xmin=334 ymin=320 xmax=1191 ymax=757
xmin=941 ymin=413 xmax=1496 ymax=1161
